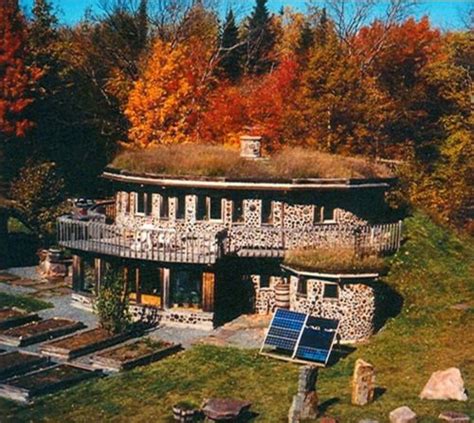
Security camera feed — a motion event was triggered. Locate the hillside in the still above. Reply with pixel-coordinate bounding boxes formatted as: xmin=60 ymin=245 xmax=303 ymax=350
xmin=0 ymin=213 xmax=472 ymax=421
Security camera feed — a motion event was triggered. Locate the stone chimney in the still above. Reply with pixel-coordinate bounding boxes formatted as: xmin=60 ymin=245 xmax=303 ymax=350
xmin=240 ymin=135 xmax=262 ymax=159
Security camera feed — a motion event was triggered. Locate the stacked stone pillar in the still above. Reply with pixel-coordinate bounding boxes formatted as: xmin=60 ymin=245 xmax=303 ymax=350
xmin=351 ymin=359 xmax=376 ymax=406
xmin=288 ymin=365 xmax=319 ymax=423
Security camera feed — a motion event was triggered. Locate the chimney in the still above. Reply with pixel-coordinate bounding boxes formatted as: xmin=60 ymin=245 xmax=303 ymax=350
xmin=240 ymin=135 xmax=262 ymax=159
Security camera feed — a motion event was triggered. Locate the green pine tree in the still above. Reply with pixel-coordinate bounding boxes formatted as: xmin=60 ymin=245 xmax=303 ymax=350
xmin=245 ymin=0 xmax=275 ymax=75
xmin=218 ymin=9 xmax=243 ymax=81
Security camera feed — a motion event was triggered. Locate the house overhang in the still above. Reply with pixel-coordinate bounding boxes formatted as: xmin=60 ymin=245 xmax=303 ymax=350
xmin=280 ymin=264 xmax=380 ymax=280
xmin=102 ymin=168 xmax=395 ymax=192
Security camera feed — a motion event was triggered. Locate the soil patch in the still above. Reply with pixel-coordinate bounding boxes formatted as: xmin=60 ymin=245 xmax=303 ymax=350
xmin=0 ymin=351 xmax=48 ymax=380
xmin=0 ymin=308 xmax=40 ymax=330
xmin=92 ymin=339 xmax=181 ymax=371
xmin=0 ymin=318 xmax=85 ymax=346
xmin=40 ymin=328 xmax=135 ymax=360
xmin=0 ymin=364 xmax=102 ymax=403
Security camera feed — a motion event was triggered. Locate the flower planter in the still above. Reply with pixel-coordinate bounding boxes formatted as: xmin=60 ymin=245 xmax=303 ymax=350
xmin=0 ymin=308 xmax=40 ymax=331
xmin=40 ymin=328 xmax=136 ymax=360
xmin=91 ymin=339 xmax=181 ymax=372
xmin=0 ymin=318 xmax=85 ymax=347
xmin=0 ymin=351 xmax=49 ymax=380
xmin=0 ymin=364 xmax=102 ymax=403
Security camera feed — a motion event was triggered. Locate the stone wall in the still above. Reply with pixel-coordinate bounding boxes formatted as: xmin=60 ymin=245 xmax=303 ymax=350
xmin=251 ymin=274 xmax=284 ymax=315
xmin=289 ymin=275 xmax=376 ymax=342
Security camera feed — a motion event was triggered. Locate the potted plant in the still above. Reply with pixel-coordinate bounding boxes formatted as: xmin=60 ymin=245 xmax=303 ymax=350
xmin=189 ymin=291 xmax=200 ymax=309
xmin=172 ymin=400 xmax=199 ymax=422
xmin=173 ymin=291 xmax=183 ymax=308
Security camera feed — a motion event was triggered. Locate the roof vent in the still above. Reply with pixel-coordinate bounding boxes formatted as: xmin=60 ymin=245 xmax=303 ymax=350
xmin=240 ymin=135 xmax=262 ymax=159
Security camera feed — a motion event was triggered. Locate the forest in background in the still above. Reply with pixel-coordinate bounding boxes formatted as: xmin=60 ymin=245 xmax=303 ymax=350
xmin=0 ymin=0 xmax=472 ymax=242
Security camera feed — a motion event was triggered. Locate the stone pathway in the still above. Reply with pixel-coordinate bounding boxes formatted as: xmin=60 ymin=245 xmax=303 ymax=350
xmin=1 ymin=266 xmax=271 ymax=350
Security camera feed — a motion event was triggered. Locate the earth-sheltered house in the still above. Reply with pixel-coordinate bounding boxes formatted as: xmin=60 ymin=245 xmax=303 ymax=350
xmin=58 ymin=136 xmax=403 ymax=342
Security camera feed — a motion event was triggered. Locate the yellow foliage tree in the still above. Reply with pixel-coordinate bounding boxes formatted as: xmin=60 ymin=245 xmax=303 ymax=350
xmin=125 ymin=39 xmax=212 ymax=147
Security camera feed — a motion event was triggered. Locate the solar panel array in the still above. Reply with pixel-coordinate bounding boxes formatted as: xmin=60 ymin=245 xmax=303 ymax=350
xmin=261 ymin=309 xmax=339 ymax=365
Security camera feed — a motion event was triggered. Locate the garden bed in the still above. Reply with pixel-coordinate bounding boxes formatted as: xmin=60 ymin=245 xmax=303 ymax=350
xmin=0 ymin=308 xmax=40 ymax=330
xmin=40 ymin=328 xmax=136 ymax=360
xmin=0 ymin=318 xmax=85 ymax=347
xmin=0 ymin=351 xmax=49 ymax=380
xmin=91 ymin=339 xmax=181 ymax=371
xmin=0 ymin=364 xmax=102 ymax=403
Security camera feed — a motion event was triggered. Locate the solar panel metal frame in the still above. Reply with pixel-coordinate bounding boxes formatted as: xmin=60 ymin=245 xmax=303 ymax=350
xmin=260 ymin=308 xmax=339 ymax=366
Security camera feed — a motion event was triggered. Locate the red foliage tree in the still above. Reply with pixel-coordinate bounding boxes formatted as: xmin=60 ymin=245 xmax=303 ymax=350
xmin=0 ymin=0 xmax=40 ymax=138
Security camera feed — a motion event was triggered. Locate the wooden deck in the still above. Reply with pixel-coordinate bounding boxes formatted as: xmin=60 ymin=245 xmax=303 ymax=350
xmin=58 ymin=218 xmax=402 ymax=264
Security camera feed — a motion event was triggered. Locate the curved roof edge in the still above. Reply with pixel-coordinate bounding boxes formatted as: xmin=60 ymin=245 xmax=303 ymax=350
xmin=103 ymin=168 xmax=395 ymax=191
xmin=280 ymin=264 xmax=380 ymax=279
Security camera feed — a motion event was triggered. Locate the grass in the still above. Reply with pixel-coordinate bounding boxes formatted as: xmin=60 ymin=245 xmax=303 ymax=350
xmin=0 ymin=213 xmax=472 ymax=422
xmin=110 ymin=145 xmax=392 ymax=180
xmin=284 ymin=248 xmax=388 ymax=274
xmin=0 ymin=292 xmax=52 ymax=312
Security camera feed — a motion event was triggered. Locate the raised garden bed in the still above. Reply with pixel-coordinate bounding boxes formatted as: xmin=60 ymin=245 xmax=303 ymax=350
xmin=0 ymin=351 xmax=49 ymax=380
xmin=0 ymin=318 xmax=85 ymax=347
xmin=0 ymin=364 xmax=102 ymax=403
xmin=0 ymin=308 xmax=40 ymax=330
xmin=91 ymin=339 xmax=181 ymax=371
xmin=40 ymin=328 xmax=136 ymax=360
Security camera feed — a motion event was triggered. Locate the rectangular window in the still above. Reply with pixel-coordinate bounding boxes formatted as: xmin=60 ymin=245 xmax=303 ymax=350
xmin=321 ymin=206 xmax=335 ymax=222
xmin=159 ymin=194 xmax=169 ymax=219
xmin=323 ymin=283 xmax=339 ymax=299
xmin=313 ymin=206 xmax=322 ymax=224
xmin=261 ymin=200 xmax=273 ymax=224
xmin=208 ymin=196 xmax=223 ymax=220
xmin=125 ymin=192 xmax=130 ymax=213
xmin=297 ymin=277 xmax=307 ymax=296
xmin=196 ymin=195 xmax=207 ymax=220
xmin=136 ymin=192 xmax=145 ymax=214
xmin=146 ymin=193 xmax=153 ymax=216
xmin=176 ymin=196 xmax=185 ymax=220
xmin=260 ymin=275 xmax=270 ymax=288
xmin=232 ymin=199 xmax=244 ymax=222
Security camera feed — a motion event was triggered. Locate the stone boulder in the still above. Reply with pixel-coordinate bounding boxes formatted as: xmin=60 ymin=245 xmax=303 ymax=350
xmin=438 ymin=411 xmax=470 ymax=422
xmin=288 ymin=366 xmax=318 ymax=423
xmin=201 ymin=398 xmax=251 ymax=421
xmin=352 ymin=359 xmax=375 ymax=406
xmin=389 ymin=406 xmax=417 ymax=423
xmin=319 ymin=417 xmax=338 ymax=423
xmin=419 ymin=368 xmax=468 ymax=401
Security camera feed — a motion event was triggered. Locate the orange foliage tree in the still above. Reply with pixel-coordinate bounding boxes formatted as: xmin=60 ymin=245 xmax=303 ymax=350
xmin=125 ymin=38 xmax=214 ymax=147
xmin=198 ymin=57 xmax=299 ymax=149
xmin=0 ymin=0 xmax=40 ymax=138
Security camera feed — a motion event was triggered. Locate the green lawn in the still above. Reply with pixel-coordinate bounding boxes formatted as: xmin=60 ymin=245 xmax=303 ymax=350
xmin=0 ymin=292 xmax=52 ymax=312
xmin=0 ymin=213 xmax=472 ymax=422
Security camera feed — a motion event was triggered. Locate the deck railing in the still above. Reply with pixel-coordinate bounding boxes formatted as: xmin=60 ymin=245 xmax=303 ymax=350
xmin=57 ymin=217 xmax=225 ymax=264
xmin=226 ymin=221 xmax=403 ymax=257
xmin=57 ymin=217 xmax=402 ymax=263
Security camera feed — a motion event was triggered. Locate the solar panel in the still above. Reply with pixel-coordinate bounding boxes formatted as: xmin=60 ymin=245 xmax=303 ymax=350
xmin=260 ymin=308 xmax=339 ymax=366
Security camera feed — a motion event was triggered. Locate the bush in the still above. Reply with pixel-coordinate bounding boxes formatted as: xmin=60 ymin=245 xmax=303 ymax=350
xmin=94 ymin=269 xmax=131 ymax=334
xmin=9 ymin=161 xmax=69 ymax=244
xmin=284 ymin=248 xmax=388 ymax=274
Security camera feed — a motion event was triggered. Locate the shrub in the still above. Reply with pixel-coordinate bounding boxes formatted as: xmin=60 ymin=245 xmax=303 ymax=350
xmin=94 ymin=269 xmax=131 ymax=334
xmin=9 ymin=161 xmax=69 ymax=244
xmin=284 ymin=248 xmax=388 ymax=274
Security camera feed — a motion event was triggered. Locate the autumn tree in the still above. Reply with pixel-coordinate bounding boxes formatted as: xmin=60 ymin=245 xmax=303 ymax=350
xmin=245 ymin=0 xmax=276 ymax=74
xmin=0 ymin=0 xmax=40 ymax=139
xmin=126 ymin=38 xmax=214 ymax=146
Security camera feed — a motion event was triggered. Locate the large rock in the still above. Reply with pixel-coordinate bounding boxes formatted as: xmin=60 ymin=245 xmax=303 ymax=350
xmin=438 ymin=411 xmax=470 ymax=422
xmin=389 ymin=406 xmax=417 ymax=423
xmin=352 ymin=359 xmax=375 ymax=406
xmin=201 ymin=398 xmax=251 ymax=421
xmin=288 ymin=366 xmax=318 ymax=423
xmin=419 ymin=368 xmax=468 ymax=401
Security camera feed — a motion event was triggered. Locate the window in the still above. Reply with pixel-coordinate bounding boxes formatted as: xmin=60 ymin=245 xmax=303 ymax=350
xmin=208 ymin=196 xmax=223 ymax=220
xmin=136 ymin=192 xmax=152 ymax=216
xmin=176 ymin=196 xmax=185 ymax=220
xmin=297 ymin=277 xmax=307 ymax=296
xmin=321 ymin=206 xmax=335 ymax=222
xmin=232 ymin=199 xmax=244 ymax=222
xmin=260 ymin=275 xmax=270 ymax=288
xmin=170 ymin=269 xmax=202 ymax=308
xmin=125 ymin=192 xmax=130 ymax=213
xmin=196 ymin=195 xmax=207 ymax=220
xmin=261 ymin=200 xmax=273 ymax=224
xmin=313 ymin=206 xmax=322 ymax=224
xmin=159 ymin=194 xmax=169 ymax=220
xmin=323 ymin=283 xmax=339 ymax=299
